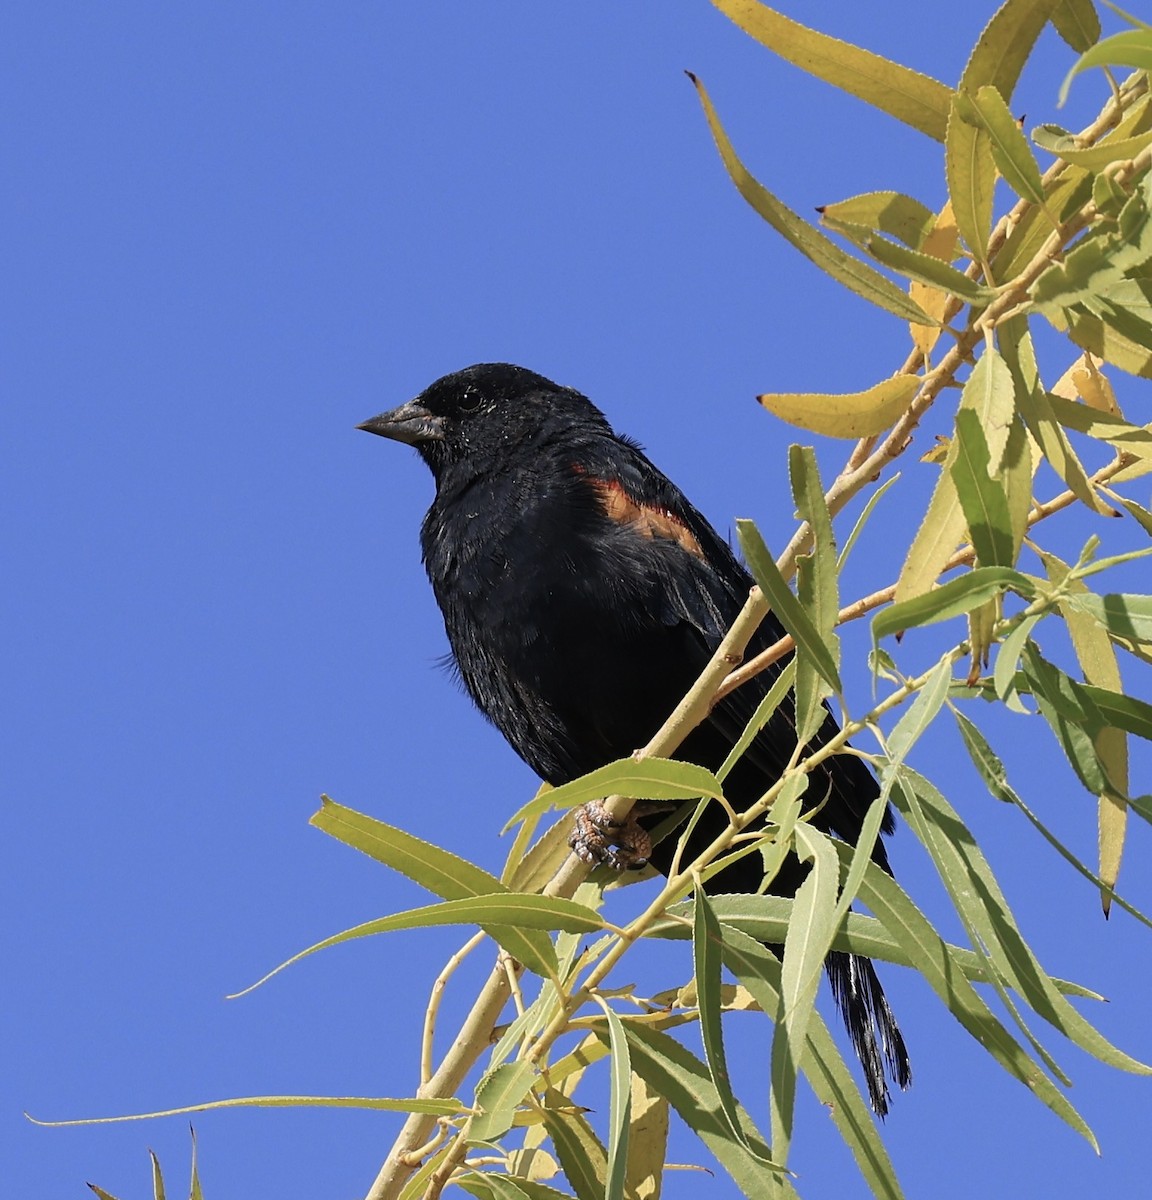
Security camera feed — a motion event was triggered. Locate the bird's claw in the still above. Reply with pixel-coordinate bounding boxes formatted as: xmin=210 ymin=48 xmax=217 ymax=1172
xmin=569 ymin=800 xmax=652 ymax=871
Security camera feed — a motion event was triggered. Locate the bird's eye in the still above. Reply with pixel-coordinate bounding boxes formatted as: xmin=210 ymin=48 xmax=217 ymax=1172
xmin=459 ymin=387 xmax=484 ymax=413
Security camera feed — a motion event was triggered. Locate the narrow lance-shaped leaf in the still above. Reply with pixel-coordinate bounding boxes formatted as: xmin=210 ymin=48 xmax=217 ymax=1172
xmin=772 ymin=825 xmax=840 ymax=1158
xmin=963 ymin=0 xmax=1064 ymax=98
xmin=1061 ymin=27 xmax=1152 ymax=104
xmin=736 ymin=518 xmax=841 ymax=692
xmin=819 ymin=190 xmax=936 ymax=249
xmin=874 ymin=566 xmax=1038 ymax=643
xmin=505 ymin=757 xmax=727 ymax=826
xmin=953 ymin=707 xmax=1152 ymax=931
xmin=612 ymin=1022 xmax=793 ymax=1199
xmin=651 ymin=894 xmax=1104 ymax=998
xmin=709 ymin=0 xmax=951 ymax=140
xmin=590 ymin=999 xmax=632 ymax=1200
xmin=1039 ymin=549 xmax=1129 ymax=909
xmin=758 ymin=374 xmax=921 ymax=438
xmin=999 ymin=315 xmax=1114 ymax=513
xmin=624 ymin=1073 xmax=669 ymax=1200
xmin=894 ymin=438 xmax=967 ymax=603
xmin=946 ymin=96 xmax=996 ymax=267
xmin=718 ymin=927 xmax=904 ymax=1200
xmin=970 ymin=84 xmax=1047 ymax=205
xmin=892 ymin=765 xmax=1151 ymax=1074
xmin=692 ymin=890 xmax=772 ymax=1162
xmin=231 ymin=893 xmax=610 ymax=993
xmin=539 ymin=1086 xmax=609 ymax=1200
xmin=864 ymin=233 xmax=996 ymax=302
xmin=690 ymin=74 xmax=937 ymax=324
xmin=844 ymin=848 xmax=1098 ymax=1147
xmin=951 ymin=408 xmax=1015 ymax=567
xmin=1021 ymin=641 xmax=1111 ymax=794
xmin=1051 ymin=0 xmax=1102 ymax=53
xmin=470 ymin=1061 xmax=539 ymax=1144
xmin=961 ymin=344 xmax=1017 ymax=471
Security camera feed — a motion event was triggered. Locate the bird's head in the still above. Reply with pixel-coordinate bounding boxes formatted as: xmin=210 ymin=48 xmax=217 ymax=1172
xmin=357 ymin=363 xmax=609 ymax=477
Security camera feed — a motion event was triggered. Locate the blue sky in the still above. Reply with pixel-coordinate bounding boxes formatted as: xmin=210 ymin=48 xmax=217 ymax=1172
xmin=6 ymin=3 xmax=1152 ymax=1197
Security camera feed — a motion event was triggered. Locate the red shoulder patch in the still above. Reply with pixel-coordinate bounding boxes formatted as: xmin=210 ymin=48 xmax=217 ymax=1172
xmin=571 ymin=465 xmax=705 ymax=559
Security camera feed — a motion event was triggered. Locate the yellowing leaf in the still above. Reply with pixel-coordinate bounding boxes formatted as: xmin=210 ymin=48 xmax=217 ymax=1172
xmin=710 ymin=0 xmax=951 ymax=140
xmin=690 ymin=74 xmax=936 ymax=324
xmin=757 ymin=373 xmax=920 ymax=438
xmin=910 ymin=201 xmax=961 ymax=357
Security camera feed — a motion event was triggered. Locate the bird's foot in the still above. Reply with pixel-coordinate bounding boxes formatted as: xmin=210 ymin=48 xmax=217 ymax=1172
xmin=569 ymin=800 xmax=654 ymax=871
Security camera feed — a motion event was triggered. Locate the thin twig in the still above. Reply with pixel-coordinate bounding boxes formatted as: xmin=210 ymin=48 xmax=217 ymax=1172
xmin=420 ymin=931 xmax=487 ymax=1088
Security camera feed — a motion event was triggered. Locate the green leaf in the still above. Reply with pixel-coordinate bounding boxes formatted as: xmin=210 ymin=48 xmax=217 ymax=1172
xmin=718 ymin=928 xmax=903 ymax=1200
xmin=758 ymin=374 xmax=922 ymax=438
xmin=772 ymin=825 xmax=840 ymax=1160
xmin=1032 ymin=123 xmax=1152 ymax=169
xmin=150 ymin=1149 xmax=166 ymax=1200
xmin=506 ymin=757 xmax=726 ymax=826
xmin=692 ymin=891 xmax=765 ymax=1160
xmin=232 ymin=893 xmax=608 ymax=991
xmin=994 ymin=612 xmax=1043 ymax=709
xmin=951 ymin=408 xmax=1016 ymax=567
xmin=887 ymin=655 xmax=956 ymax=762
xmin=471 ymin=1061 xmax=538 ymax=1144
xmin=1062 ymin=305 xmax=1152 ymax=378
xmin=894 ymin=440 xmax=968 ymax=604
xmin=38 ymin=1095 xmax=470 ymax=1128
xmin=312 ymin=797 xmax=506 ymax=899
xmin=960 ymin=345 xmax=1017 ymax=471
xmin=690 ymin=74 xmax=936 ymax=323
xmin=892 ymin=765 xmax=1151 ymax=1074
xmin=874 ymin=566 xmax=1038 ymax=642
xmin=650 ymin=895 xmax=1103 ymax=998
xmin=962 ymin=0 xmax=1064 ymax=98
xmin=953 ymin=708 xmax=1152 ymax=929
xmin=790 ymin=445 xmax=839 ymax=667
xmin=736 ymin=518 xmax=842 ymax=692
xmin=1047 ymin=391 xmax=1152 ymax=466
xmin=1000 ymin=315 xmax=1113 ymax=513
xmin=624 ymin=1072 xmax=669 ymax=1200
xmin=1060 ymin=591 xmax=1150 ymax=650
xmin=540 ymin=1087 xmax=609 ymax=1200
xmin=1021 ymin=642 xmax=1111 ymax=793
xmin=614 ymin=1022 xmax=792 ymax=1198
xmin=848 ymin=850 xmax=1098 ymax=1147
xmin=718 ymin=659 xmax=797 ymax=781
xmin=970 ymin=84 xmax=1047 ymax=206
xmin=1081 ymin=681 xmax=1152 ymax=741
xmin=945 ymin=98 xmax=997 ymax=263
xmin=589 ymin=1001 xmax=630 ymax=1200
xmin=839 ymin=474 xmax=901 ymax=571
xmin=819 ymin=191 xmax=936 ymax=249
xmin=709 ymin=0 xmax=951 ymax=140
xmin=457 ymin=1174 xmax=578 ymax=1200
xmin=865 ymin=233 xmax=996 ymax=302
xmin=1061 ymin=27 xmax=1152 ymax=104
xmin=1051 ymin=0 xmax=1102 ymax=52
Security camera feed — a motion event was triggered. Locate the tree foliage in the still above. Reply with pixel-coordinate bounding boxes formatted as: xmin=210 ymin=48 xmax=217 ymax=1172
xmin=79 ymin=3 xmax=1152 ymax=1198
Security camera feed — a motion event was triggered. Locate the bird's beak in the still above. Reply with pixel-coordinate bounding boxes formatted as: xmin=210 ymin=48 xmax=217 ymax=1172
xmin=356 ymin=400 xmax=445 ymax=445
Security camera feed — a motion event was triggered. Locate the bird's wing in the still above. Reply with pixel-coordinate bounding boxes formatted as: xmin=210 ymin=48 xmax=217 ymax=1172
xmin=572 ymin=436 xmax=889 ymax=857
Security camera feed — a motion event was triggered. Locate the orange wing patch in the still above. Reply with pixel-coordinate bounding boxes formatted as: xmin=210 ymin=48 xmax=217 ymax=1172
xmin=573 ymin=467 xmax=705 ymax=559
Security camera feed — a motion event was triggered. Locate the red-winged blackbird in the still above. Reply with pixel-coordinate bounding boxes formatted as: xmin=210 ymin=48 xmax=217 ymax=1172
xmin=359 ymin=362 xmax=911 ymax=1114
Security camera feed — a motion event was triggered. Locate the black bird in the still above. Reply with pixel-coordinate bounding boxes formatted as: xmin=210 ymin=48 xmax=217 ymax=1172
xmin=359 ymin=362 xmax=910 ymax=1114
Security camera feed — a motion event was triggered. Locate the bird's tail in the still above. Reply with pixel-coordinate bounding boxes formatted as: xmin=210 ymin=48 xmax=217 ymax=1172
xmin=825 ymin=950 xmax=911 ymax=1118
